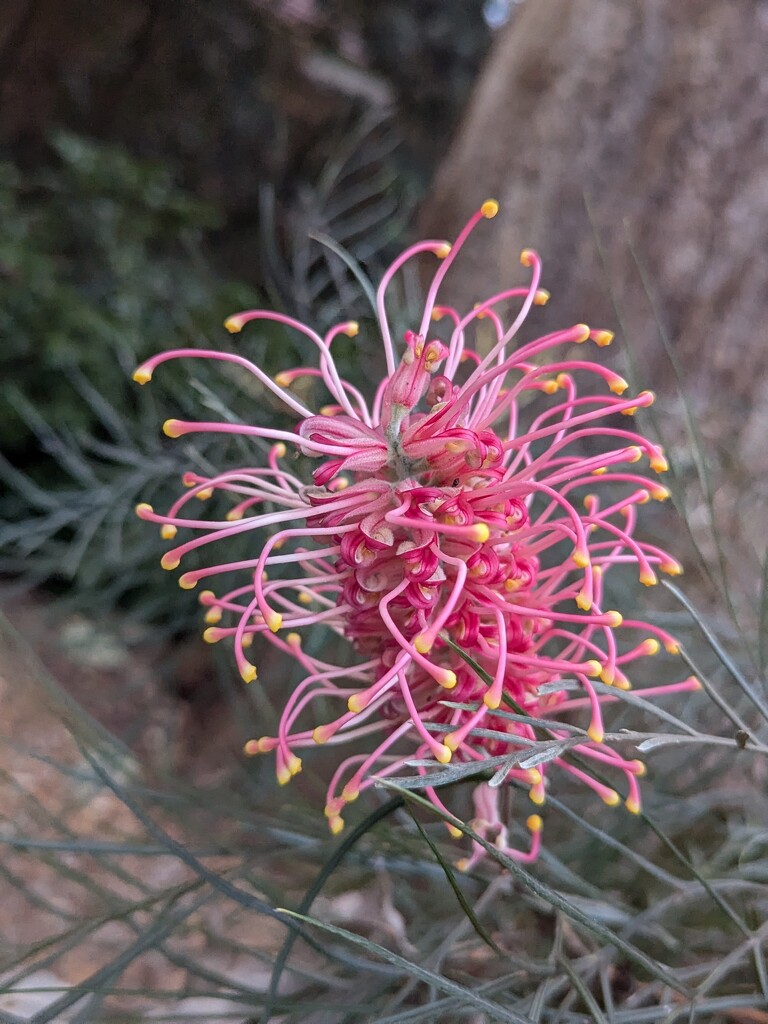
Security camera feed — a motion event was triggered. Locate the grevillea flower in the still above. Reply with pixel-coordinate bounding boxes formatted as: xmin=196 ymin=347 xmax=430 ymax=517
xmin=135 ymin=200 xmax=699 ymax=865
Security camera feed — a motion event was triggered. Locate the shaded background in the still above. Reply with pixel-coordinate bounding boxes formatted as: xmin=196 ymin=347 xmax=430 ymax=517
xmin=1 ymin=1 xmax=767 ymax=1021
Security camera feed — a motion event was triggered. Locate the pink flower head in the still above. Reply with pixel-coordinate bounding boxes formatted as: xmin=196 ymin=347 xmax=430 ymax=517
xmin=135 ymin=200 xmax=699 ymax=863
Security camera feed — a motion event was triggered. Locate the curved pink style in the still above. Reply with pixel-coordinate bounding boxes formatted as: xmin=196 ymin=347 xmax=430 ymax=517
xmin=135 ymin=200 xmax=698 ymax=864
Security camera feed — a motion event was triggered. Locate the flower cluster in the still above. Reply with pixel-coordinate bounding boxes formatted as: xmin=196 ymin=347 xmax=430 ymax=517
xmin=135 ymin=201 xmax=698 ymax=865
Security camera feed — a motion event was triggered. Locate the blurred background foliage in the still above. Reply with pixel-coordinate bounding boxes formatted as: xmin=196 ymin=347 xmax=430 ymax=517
xmin=1 ymin=1 xmax=767 ymax=1022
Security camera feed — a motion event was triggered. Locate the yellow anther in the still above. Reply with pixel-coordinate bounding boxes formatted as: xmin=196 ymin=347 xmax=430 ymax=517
xmin=586 ymin=660 xmax=602 ymax=677
xmin=600 ymin=666 xmax=615 ymax=686
xmin=437 ymin=669 xmax=458 ymax=689
xmin=199 ymin=590 xmax=216 ymax=604
xmin=529 ymin=786 xmax=546 ymax=806
xmin=179 ymin=574 xmax=197 ymax=590
xmin=642 ymin=638 xmax=660 ymax=655
xmin=288 ymin=754 xmax=302 ymax=776
xmin=588 ymin=723 xmax=605 ymax=744
xmin=434 ymin=744 xmax=453 ymax=765
xmin=574 ymin=324 xmax=591 ymax=343
xmin=534 ymin=288 xmax=550 ymax=306
xmin=651 ymin=485 xmax=671 ymax=501
xmin=572 ymin=548 xmax=590 ymax=569
xmin=240 ymin=663 xmax=257 ymax=684
xmin=608 ymin=376 xmax=629 ymax=395
xmin=576 ymin=592 xmax=592 ymax=611
xmin=602 ymin=789 xmax=621 ymax=807
xmin=161 ymin=524 xmax=178 ymax=540
xmin=605 ymin=610 xmax=623 ymax=628
xmin=313 ymin=724 xmax=334 ymax=744
xmin=592 ymin=466 xmax=607 ymax=475
xmin=135 ymin=502 xmax=153 ymax=518
xmin=275 ymin=372 xmax=292 ymax=387
xmin=470 ymin=522 xmax=490 ymax=543
xmin=347 ymin=693 xmax=366 ymax=714
xmin=664 ymin=639 xmax=680 ymax=655
xmin=328 ymin=816 xmax=345 ymax=835
xmin=273 ymin=442 xmax=287 ymax=458
xmin=297 ymin=592 xmax=312 ymax=605
xmin=481 ymin=199 xmax=499 ymax=219
xmin=625 ymin=797 xmax=641 ymax=815
xmin=526 ymin=814 xmax=543 ymax=833
xmin=639 ymin=569 xmax=658 ymax=587
xmin=592 ymin=330 xmax=614 ymax=347
xmin=226 ymin=509 xmax=243 ymax=522
xmin=614 ymin=673 xmax=632 ymax=691
xmin=286 ymin=632 xmax=301 ymax=646
xmin=622 ymin=406 xmax=639 ymax=417
xmin=266 ymin=611 xmax=282 ymax=633
xmin=223 ymin=315 xmax=243 ymax=333
xmin=631 ymin=760 xmax=647 ymax=777
xmin=650 ymin=452 xmax=669 ymax=473
xmin=528 ymin=769 xmax=542 ymax=785
xmin=203 ymin=627 xmax=222 ymax=644
xmin=520 ymin=248 xmax=535 ymax=266
xmin=446 ymin=824 xmax=463 ymax=839
xmin=444 ymin=732 xmax=461 ymax=752
xmin=196 ymin=488 xmax=213 ymax=501
xmin=627 ymin=446 xmax=643 ymax=463
xmin=345 ymin=320 xmax=359 ymax=337
xmin=160 ymin=552 xmax=180 ymax=571
xmin=542 ymin=379 xmax=559 ymax=395
xmin=341 ymin=785 xmax=359 ymax=803
xmin=277 ymin=766 xmax=291 ymax=786
xmin=456 ymin=857 xmax=471 ymax=872
xmin=661 ymin=559 xmax=683 ymax=576
xmin=241 ymin=633 xmax=253 ymax=648
xmin=162 ymin=419 xmax=183 ymax=438
xmin=413 ymin=633 xmax=434 ymax=654
xmin=435 ymin=242 xmax=452 ymax=258
xmin=583 ymin=494 xmax=598 ymax=510
xmin=483 ymin=691 xmax=502 ymax=710
xmin=132 ymin=367 xmax=152 ymax=384
xmin=204 ymin=607 xmax=222 ymax=625
xmin=243 ymin=739 xmax=260 ymax=756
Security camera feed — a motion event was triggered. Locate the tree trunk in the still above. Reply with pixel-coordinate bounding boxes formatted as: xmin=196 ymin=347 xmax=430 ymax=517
xmin=421 ymin=0 xmax=768 ymax=603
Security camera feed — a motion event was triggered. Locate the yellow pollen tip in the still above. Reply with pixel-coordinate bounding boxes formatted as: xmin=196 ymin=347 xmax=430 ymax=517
xmin=240 ymin=663 xmax=257 ymax=684
xmin=347 ymin=694 xmax=366 ymax=714
xmin=199 ymin=589 xmax=216 ymax=604
xmin=470 ymin=523 xmax=490 ymax=543
xmin=534 ymin=288 xmax=550 ymax=306
xmin=132 ymin=367 xmax=152 ymax=384
xmin=520 ymin=248 xmax=535 ymax=266
xmin=160 ymin=524 xmax=178 ymax=540
xmin=574 ymin=323 xmax=591 ymax=343
xmin=243 ymin=740 xmax=260 ymax=756
xmin=483 ymin=692 xmax=502 ymax=710
xmin=625 ymin=797 xmax=641 ymax=815
xmin=586 ymin=660 xmax=602 ymax=678
xmin=592 ymin=466 xmax=608 ymax=475
xmin=446 ymin=824 xmax=463 ymax=839
xmin=444 ymin=733 xmax=461 ymax=752
xmin=329 ymin=816 xmax=345 ymax=835
xmin=542 ymin=379 xmax=559 ymax=395
xmin=266 ymin=611 xmax=282 ymax=633
xmin=602 ymin=790 xmax=621 ymax=807
xmin=277 ymin=767 xmax=292 ymax=786
xmin=650 ymin=453 xmax=669 ymax=473
xmin=135 ymin=502 xmax=154 ymax=518
xmin=632 ymin=760 xmax=647 ymax=776
xmin=643 ymin=638 xmax=661 ymax=655
xmin=286 ymin=632 xmax=301 ymax=646
xmin=204 ymin=607 xmax=222 ymax=625
xmin=627 ymin=446 xmax=643 ymax=463
xmin=226 ymin=509 xmax=243 ymax=522
xmin=341 ymin=786 xmax=359 ymax=803
xmin=622 ymin=406 xmax=639 ymax=417
xmin=575 ymin=592 xmax=592 ymax=611
xmin=481 ymin=199 xmax=499 ymax=219
xmin=438 ymin=669 xmax=458 ymax=690
xmin=688 ymin=676 xmax=702 ymax=690
xmin=572 ymin=549 xmax=589 ymax=569
xmin=614 ymin=674 xmax=632 ymax=691
xmin=600 ymin=667 xmax=615 ymax=686
xmin=179 ymin=574 xmax=197 ymax=590
xmin=528 ymin=769 xmax=542 ymax=785
xmin=241 ymin=633 xmax=253 ymax=648
xmin=456 ymin=858 xmax=471 ymax=872
xmin=196 ymin=488 xmax=213 ymax=501
xmin=661 ymin=560 xmax=683 ymax=576
xmin=664 ymin=640 xmax=680 ymax=655
xmin=274 ymin=372 xmax=292 ymax=388
xmin=162 ymin=419 xmax=183 ymax=439
xmin=223 ymin=315 xmax=243 ymax=333
xmin=651 ymin=486 xmax=671 ymax=501
xmin=639 ymin=569 xmax=658 ymax=587
xmin=435 ymin=242 xmax=452 ymax=258
xmin=434 ymin=744 xmax=452 ymax=765
xmin=605 ymin=610 xmax=623 ymax=628
xmin=273 ymin=443 xmax=287 ymax=459
xmin=297 ymin=592 xmax=313 ymax=605
xmin=431 ymin=309 xmax=444 ymax=321
xmin=160 ymin=552 xmax=180 ymax=570
xmin=526 ymin=814 xmax=543 ymax=833
xmin=413 ymin=633 xmax=433 ymax=654
xmin=288 ymin=755 xmax=302 ymax=776
xmin=313 ymin=725 xmax=334 ymax=744
xmin=529 ymin=787 xmax=546 ymax=806
xmin=609 ymin=376 xmax=629 ymax=395
xmin=587 ymin=724 xmax=605 ymax=744
xmin=592 ymin=330 xmax=614 ymax=347
xmin=345 ymin=321 xmax=359 ymax=337
xmin=202 ymin=627 xmax=222 ymax=644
